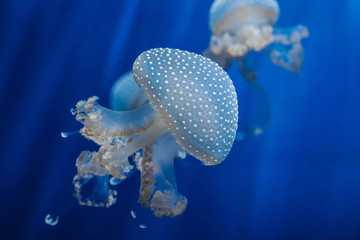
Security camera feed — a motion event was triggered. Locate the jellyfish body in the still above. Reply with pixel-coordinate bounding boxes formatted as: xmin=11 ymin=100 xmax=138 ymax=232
xmin=206 ymin=0 xmax=309 ymax=78
xmin=109 ymin=71 xmax=147 ymax=111
xmin=70 ymin=48 xmax=238 ymax=217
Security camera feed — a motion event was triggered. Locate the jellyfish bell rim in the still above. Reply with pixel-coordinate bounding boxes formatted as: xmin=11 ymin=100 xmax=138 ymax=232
xmin=132 ymin=48 xmax=238 ymax=166
xmin=209 ymin=0 xmax=280 ymax=35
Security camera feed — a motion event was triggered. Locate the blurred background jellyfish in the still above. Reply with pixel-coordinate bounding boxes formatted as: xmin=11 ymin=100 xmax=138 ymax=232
xmin=204 ymin=0 xmax=308 ymax=136
xmin=65 ymin=48 xmax=238 ymax=219
xmin=206 ymin=0 xmax=309 ymax=75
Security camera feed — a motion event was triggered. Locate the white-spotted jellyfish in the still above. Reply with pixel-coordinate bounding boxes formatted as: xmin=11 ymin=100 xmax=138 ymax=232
xmin=69 ymin=48 xmax=238 ymax=217
xmin=204 ymin=0 xmax=308 ymax=137
xmin=205 ymin=0 xmax=309 ymax=79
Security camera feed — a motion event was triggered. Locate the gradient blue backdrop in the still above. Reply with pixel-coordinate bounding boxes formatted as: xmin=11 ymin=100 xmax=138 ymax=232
xmin=1 ymin=0 xmax=359 ymax=239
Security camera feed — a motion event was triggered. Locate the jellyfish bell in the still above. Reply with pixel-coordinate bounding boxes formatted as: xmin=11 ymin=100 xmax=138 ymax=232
xmin=109 ymin=71 xmax=147 ymax=111
xmin=133 ymin=48 xmax=238 ymax=165
xmin=206 ymin=0 xmax=309 ymax=76
xmin=209 ymin=0 xmax=279 ymax=55
xmin=209 ymin=0 xmax=279 ymax=32
xmin=70 ymin=48 xmax=238 ymax=217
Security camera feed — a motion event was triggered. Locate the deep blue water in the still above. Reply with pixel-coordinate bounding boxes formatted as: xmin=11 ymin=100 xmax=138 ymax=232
xmin=1 ymin=0 xmax=360 ymax=239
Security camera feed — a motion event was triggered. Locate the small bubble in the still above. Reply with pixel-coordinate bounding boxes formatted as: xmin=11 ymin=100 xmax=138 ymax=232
xmin=45 ymin=214 xmax=59 ymax=226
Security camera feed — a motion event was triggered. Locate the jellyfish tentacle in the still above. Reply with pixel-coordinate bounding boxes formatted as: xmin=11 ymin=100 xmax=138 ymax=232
xmin=271 ymin=25 xmax=309 ymax=45
xmin=73 ymin=97 xmax=170 ymax=179
xmin=73 ymin=150 xmax=118 ymax=207
xmin=139 ymin=142 xmax=155 ymax=206
xmin=73 ymin=173 xmax=117 ymax=208
xmin=139 ymin=132 xmax=187 ymax=217
xmin=72 ymin=120 xmax=171 ymax=206
xmin=73 ymin=96 xmax=159 ymax=145
xmin=45 ymin=199 xmax=75 ymax=226
xmin=71 ymin=96 xmax=171 ymax=205
xmin=266 ymin=25 xmax=309 ymax=73
xmin=211 ymin=25 xmax=274 ymax=56
xmin=237 ymin=55 xmax=258 ymax=83
xmin=108 ymin=119 xmax=170 ymax=178
xmin=239 ymin=81 xmax=270 ymax=136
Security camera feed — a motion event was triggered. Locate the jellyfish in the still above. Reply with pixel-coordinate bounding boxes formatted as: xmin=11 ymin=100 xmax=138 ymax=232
xmin=205 ymin=0 xmax=309 ymax=77
xmin=69 ymin=48 xmax=238 ymax=217
xmin=204 ymin=0 xmax=308 ymax=136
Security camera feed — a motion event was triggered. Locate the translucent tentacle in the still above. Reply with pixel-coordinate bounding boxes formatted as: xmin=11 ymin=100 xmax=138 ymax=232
xmin=139 ymin=133 xmax=187 ymax=217
xmin=70 ymin=96 xmax=170 ymax=203
xmin=72 ymin=96 xmax=159 ymax=145
xmin=45 ymin=200 xmax=75 ymax=226
xmin=106 ymin=119 xmax=170 ymax=178
xmin=237 ymin=55 xmax=258 ymax=83
xmin=267 ymin=25 xmax=309 ymax=73
xmin=73 ymin=118 xmax=169 ymax=180
xmin=73 ymin=174 xmax=117 ymax=208
xmin=209 ymin=23 xmax=273 ymax=59
xmin=73 ymin=151 xmax=118 ymax=207
xmin=239 ymin=82 xmax=270 ymax=136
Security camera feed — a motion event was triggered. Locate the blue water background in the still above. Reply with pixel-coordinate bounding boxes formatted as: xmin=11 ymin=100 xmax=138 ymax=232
xmin=0 ymin=0 xmax=359 ymax=239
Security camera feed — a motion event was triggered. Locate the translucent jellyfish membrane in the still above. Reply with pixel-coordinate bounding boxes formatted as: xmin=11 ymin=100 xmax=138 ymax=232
xmin=205 ymin=0 xmax=309 ymax=76
xmin=109 ymin=71 xmax=147 ymax=111
xmin=70 ymin=48 xmax=238 ymax=217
